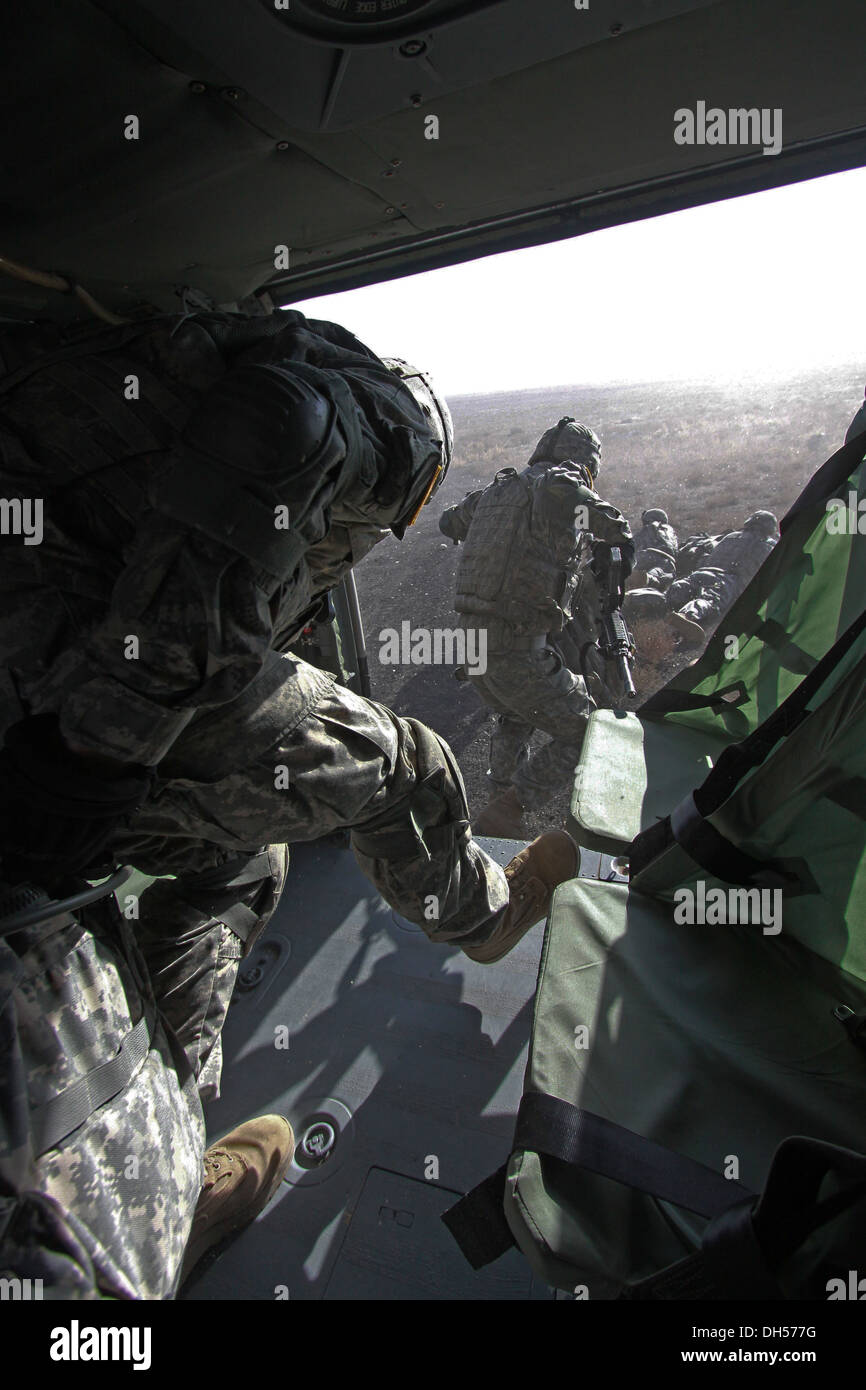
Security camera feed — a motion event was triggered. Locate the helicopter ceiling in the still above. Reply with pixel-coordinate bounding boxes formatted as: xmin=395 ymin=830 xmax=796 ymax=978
xmin=2 ymin=0 xmax=865 ymax=320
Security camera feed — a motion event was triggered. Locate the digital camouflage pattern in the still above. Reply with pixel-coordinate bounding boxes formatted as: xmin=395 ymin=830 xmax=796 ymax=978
xmin=0 ymin=665 xmax=509 ymax=1297
xmin=667 ymin=517 xmax=778 ymax=629
xmin=0 ymin=309 xmax=507 ymax=1296
xmin=117 ymin=653 xmax=508 ymax=945
xmin=0 ymin=903 xmax=205 ymax=1299
xmin=476 ymin=649 xmax=601 ymax=811
xmin=632 ymin=508 xmax=679 ymax=590
xmin=666 ymin=566 xmax=741 ymax=629
xmin=439 ymin=448 xmax=633 ymax=810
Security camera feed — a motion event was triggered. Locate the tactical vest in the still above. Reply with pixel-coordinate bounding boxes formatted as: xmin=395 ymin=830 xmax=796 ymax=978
xmin=454 ymin=466 xmax=579 ymax=633
xmin=0 ymin=311 xmax=414 ymax=712
xmin=0 ymin=316 xmax=236 ymax=544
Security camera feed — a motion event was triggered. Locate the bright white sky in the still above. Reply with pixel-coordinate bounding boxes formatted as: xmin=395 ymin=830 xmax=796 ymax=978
xmin=292 ymin=165 xmax=866 ymax=396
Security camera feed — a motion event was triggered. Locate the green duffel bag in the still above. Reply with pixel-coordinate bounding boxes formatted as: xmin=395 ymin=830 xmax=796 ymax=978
xmin=444 ymin=876 xmax=866 ymax=1299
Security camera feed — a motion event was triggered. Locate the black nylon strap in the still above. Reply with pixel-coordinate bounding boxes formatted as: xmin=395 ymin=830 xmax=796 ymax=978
xmin=640 ymin=682 xmax=748 ymax=717
xmin=514 ymin=1094 xmax=754 ymax=1218
xmin=824 ymin=775 xmax=866 ymax=820
xmin=440 ymin=1165 xmax=514 ymax=1270
xmin=180 ymin=850 xmax=273 ymax=896
xmin=693 ymin=606 xmax=866 ymax=819
xmin=752 ymin=618 xmax=815 ymax=675
xmin=622 ymin=1197 xmax=782 ymax=1301
xmin=622 ymin=1135 xmax=866 ymax=1300
xmin=442 ymin=1098 xmax=755 ymax=1271
xmin=30 ymin=1013 xmax=152 ymax=1157
xmin=666 ymin=792 xmax=808 ymax=892
xmin=218 ymin=903 xmax=260 ymax=941
xmin=632 ymin=607 xmax=866 ymax=881
xmin=168 ymin=850 xmax=274 ymax=939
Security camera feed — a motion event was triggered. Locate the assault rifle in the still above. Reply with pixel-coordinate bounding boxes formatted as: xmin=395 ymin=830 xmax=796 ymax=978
xmin=592 ymin=543 xmax=637 ymax=700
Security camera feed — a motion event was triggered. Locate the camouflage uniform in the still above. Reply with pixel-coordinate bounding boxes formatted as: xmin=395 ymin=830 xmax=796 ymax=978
xmin=0 ymin=310 xmax=508 ymax=1296
xmin=439 ymin=420 xmax=633 ymax=812
xmin=666 ymin=512 xmax=778 ymax=630
xmin=676 ymin=532 xmax=719 ymax=578
xmin=0 ymin=896 xmax=205 ymax=1298
xmin=631 ymin=508 xmax=678 ymax=590
xmin=666 ymin=566 xmax=741 ymax=629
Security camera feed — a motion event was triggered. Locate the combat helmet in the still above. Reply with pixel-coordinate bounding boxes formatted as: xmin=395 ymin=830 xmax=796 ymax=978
xmin=529 ymin=416 xmax=601 ymax=478
xmin=743 ymin=510 xmax=779 ymax=537
xmin=380 ymin=357 xmax=454 ymax=534
xmin=642 ymin=508 xmax=669 ymax=525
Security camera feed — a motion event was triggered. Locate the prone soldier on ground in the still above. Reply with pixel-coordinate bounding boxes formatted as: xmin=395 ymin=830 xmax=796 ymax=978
xmin=665 ymin=510 xmax=779 ymax=644
xmin=627 ymin=508 xmax=679 ymax=591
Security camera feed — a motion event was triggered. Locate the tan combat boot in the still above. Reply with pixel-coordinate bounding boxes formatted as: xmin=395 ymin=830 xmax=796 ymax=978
xmin=473 ymin=785 xmax=527 ymax=838
xmin=462 ymin=830 xmax=578 ymax=964
xmin=179 ymin=1114 xmax=295 ymax=1285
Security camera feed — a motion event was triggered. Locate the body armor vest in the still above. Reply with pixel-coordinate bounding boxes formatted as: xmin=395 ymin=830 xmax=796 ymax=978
xmin=455 ymin=465 xmax=581 ymax=633
xmin=0 ymin=313 xmax=441 ymax=667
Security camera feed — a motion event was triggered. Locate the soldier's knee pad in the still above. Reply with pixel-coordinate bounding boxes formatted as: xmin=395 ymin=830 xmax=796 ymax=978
xmin=351 ymin=720 xmax=470 ymax=861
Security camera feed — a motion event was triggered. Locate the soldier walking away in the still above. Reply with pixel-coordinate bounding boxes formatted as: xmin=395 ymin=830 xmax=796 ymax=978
xmin=0 ymin=309 xmax=577 ymax=1297
xmin=666 ymin=510 xmax=779 ymax=645
xmin=439 ymin=416 xmax=634 ymax=838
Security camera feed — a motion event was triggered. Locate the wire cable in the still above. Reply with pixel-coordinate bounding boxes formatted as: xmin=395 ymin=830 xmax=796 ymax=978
xmin=0 ymin=253 xmax=129 ymax=325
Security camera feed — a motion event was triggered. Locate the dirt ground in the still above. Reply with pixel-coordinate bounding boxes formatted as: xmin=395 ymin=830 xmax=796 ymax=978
xmin=350 ymin=364 xmax=863 ymax=837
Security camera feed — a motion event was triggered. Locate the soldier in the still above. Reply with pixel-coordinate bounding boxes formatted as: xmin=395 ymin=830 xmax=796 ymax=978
xmin=676 ymin=531 xmax=719 ymax=578
xmin=439 ymin=416 xmax=634 ymax=837
xmin=628 ymin=507 xmax=679 ymax=591
xmin=0 ymin=309 xmax=578 ymax=1297
xmin=666 ymin=510 xmax=779 ymax=644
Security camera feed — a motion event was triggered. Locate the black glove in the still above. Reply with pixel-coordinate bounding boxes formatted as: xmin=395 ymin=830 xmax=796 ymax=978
xmin=0 ymin=715 xmax=154 ymax=891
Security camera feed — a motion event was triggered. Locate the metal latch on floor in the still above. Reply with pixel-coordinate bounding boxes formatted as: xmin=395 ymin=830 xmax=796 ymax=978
xmin=299 ymin=1120 xmax=337 ymax=1167
xmin=285 ymin=1099 xmax=354 ymax=1187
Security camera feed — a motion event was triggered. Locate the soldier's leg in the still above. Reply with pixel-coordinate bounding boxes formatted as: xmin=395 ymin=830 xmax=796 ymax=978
xmin=114 ymin=652 xmax=509 ymax=952
xmin=487 ymin=713 xmax=532 ymax=786
xmin=134 ymin=844 xmax=288 ymax=1102
xmin=472 ymin=650 xmax=594 ymax=813
xmin=677 ymin=571 xmax=737 ymax=631
xmin=0 ymin=905 xmax=205 ymax=1299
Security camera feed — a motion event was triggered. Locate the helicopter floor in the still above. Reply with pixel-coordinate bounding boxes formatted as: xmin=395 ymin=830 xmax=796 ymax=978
xmin=179 ymin=836 xmax=623 ymax=1300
